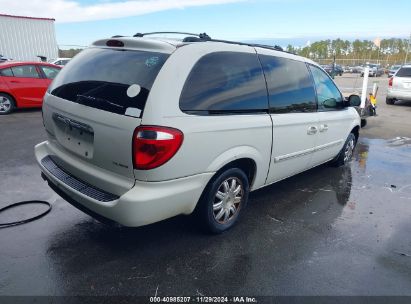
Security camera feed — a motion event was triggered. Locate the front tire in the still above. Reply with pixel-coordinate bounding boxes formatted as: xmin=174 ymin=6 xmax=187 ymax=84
xmin=197 ymin=168 xmax=250 ymax=234
xmin=0 ymin=93 xmax=15 ymax=115
xmin=331 ymin=133 xmax=356 ymax=167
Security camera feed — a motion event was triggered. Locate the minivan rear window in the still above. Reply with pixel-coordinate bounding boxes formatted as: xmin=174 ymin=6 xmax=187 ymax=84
xmin=49 ymin=48 xmax=169 ymax=116
xmin=396 ymin=67 xmax=411 ymax=77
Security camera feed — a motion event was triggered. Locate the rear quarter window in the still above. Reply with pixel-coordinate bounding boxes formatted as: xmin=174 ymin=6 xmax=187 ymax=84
xmin=179 ymin=52 xmax=268 ymax=114
xmin=0 ymin=67 xmax=13 ymax=77
xmin=49 ymin=48 xmax=169 ymax=116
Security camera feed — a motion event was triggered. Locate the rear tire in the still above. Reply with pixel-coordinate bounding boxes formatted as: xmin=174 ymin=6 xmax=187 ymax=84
xmin=386 ymin=98 xmax=395 ymax=105
xmin=0 ymin=93 xmax=15 ymax=115
xmin=196 ymin=168 xmax=249 ymax=234
xmin=331 ymin=133 xmax=356 ymax=167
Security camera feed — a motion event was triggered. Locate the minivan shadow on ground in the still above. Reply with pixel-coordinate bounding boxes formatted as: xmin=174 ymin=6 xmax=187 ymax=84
xmin=1 ymin=110 xmax=411 ymax=296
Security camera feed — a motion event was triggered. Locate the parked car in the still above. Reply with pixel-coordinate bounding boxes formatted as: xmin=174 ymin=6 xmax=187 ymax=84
xmin=323 ymin=64 xmax=343 ymax=76
xmin=361 ymin=64 xmax=384 ymax=77
xmin=0 ymin=61 xmax=61 ymax=114
xmin=0 ymin=54 xmax=10 ymax=61
xmin=35 ymin=35 xmax=361 ymax=233
xmin=350 ymin=66 xmax=363 ymax=73
xmin=49 ymin=58 xmax=71 ymax=67
xmin=386 ymin=65 xmax=411 ymax=105
xmin=388 ymin=65 xmax=402 ymax=78
xmin=342 ymin=66 xmax=351 ymax=73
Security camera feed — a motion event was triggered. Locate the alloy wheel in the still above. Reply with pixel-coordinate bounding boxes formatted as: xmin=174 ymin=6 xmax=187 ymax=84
xmin=344 ymin=138 xmax=355 ymax=163
xmin=0 ymin=96 xmax=11 ymax=113
xmin=212 ymin=177 xmax=243 ymax=224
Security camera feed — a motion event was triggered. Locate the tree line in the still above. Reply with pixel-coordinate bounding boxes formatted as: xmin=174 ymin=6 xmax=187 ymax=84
xmin=58 ymin=37 xmax=410 ymax=66
xmin=58 ymin=48 xmax=83 ymax=58
xmin=286 ymin=38 xmax=410 ymax=65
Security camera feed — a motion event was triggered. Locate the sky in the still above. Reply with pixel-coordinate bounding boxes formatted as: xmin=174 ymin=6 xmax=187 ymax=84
xmin=1 ymin=0 xmax=410 ymax=48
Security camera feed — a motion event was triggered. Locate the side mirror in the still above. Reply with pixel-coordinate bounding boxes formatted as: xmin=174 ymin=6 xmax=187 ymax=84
xmin=348 ymin=94 xmax=361 ymax=107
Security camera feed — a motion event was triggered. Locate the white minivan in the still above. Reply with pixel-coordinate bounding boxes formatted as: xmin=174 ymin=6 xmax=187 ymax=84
xmin=35 ymin=33 xmax=361 ymax=233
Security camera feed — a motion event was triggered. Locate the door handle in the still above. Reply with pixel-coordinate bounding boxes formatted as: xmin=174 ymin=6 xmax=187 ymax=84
xmin=10 ymin=80 xmax=20 ymax=83
xmin=307 ymin=126 xmax=318 ymax=135
xmin=319 ymin=124 xmax=329 ymax=132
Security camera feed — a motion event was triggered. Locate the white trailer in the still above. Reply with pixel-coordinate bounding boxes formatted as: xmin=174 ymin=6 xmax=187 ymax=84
xmin=0 ymin=14 xmax=58 ymax=62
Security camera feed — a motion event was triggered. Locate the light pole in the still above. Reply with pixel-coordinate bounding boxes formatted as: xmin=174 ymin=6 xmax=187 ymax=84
xmin=405 ymin=33 xmax=411 ymax=64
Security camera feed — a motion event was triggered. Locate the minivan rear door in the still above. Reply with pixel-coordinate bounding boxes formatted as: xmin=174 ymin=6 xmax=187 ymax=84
xmin=43 ymin=47 xmax=170 ymax=182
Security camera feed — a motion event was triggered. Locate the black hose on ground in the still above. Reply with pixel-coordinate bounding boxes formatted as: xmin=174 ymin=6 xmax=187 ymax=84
xmin=0 ymin=201 xmax=51 ymax=228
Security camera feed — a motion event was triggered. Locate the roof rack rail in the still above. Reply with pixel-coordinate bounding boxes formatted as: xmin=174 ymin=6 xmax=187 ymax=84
xmin=132 ymin=31 xmax=286 ymax=53
xmin=208 ymin=38 xmax=284 ymax=52
xmin=133 ymin=32 xmax=211 ymax=40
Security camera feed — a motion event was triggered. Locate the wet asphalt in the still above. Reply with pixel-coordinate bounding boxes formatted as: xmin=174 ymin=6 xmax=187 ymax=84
xmin=0 ymin=75 xmax=411 ymax=298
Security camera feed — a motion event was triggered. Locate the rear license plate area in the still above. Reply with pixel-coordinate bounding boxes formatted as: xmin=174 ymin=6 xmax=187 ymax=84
xmin=53 ymin=113 xmax=94 ymax=159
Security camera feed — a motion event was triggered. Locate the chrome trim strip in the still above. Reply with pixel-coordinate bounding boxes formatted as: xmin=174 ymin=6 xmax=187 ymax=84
xmin=274 ymin=147 xmax=315 ymax=163
xmin=274 ymin=139 xmax=344 ymax=163
xmin=315 ymin=139 xmax=344 ymax=152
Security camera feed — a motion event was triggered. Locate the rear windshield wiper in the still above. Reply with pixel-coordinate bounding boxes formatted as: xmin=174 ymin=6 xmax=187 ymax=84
xmin=76 ymin=94 xmax=124 ymax=109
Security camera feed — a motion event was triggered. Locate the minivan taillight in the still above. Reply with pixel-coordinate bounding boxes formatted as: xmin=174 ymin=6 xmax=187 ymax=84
xmin=388 ymin=77 xmax=393 ymax=87
xmin=133 ymin=126 xmax=183 ymax=170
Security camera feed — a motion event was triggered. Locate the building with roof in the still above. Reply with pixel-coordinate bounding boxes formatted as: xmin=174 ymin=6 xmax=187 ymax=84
xmin=0 ymin=14 xmax=58 ymax=61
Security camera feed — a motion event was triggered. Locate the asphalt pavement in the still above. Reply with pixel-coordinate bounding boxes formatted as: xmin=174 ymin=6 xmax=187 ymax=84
xmin=0 ymin=75 xmax=410 ymax=300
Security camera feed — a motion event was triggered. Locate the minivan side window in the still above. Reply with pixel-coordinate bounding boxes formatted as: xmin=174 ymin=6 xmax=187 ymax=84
xmin=309 ymin=65 xmax=344 ymax=111
xmin=259 ymin=55 xmax=316 ymax=113
xmin=179 ymin=52 xmax=268 ymax=114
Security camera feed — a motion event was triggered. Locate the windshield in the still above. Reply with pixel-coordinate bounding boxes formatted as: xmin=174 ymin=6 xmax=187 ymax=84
xmin=49 ymin=48 xmax=169 ymax=116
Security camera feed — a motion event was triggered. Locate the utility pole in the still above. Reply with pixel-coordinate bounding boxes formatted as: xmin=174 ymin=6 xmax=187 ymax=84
xmin=405 ymin=33 xmax=411 ymax=64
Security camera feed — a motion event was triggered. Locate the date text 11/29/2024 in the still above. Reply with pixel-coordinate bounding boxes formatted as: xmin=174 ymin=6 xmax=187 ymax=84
xmin=149 ymin=296 xmax=257 ymax=303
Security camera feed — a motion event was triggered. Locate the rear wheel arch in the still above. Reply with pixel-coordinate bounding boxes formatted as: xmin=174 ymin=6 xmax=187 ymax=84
xmin=386 ymin=98 xmax=395 ymax=105
xmin=214 ymin=158 xmax=257 ymax=188
xmin=206 ymin=146 xmax=266 ymax=189
xmin=194 ymin=157 xmax=257 ymax=213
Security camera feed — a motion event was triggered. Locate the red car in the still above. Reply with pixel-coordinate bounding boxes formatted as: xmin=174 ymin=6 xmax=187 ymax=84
xmin=0 ymin=61 xmax=61 ymax=115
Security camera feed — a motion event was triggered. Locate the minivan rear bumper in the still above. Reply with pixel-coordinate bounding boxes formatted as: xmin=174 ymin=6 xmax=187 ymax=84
xmin=35 ymin=141 xmax=213 ymax=227
xmin=387 ymin=89 xmax=411 ymax=101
